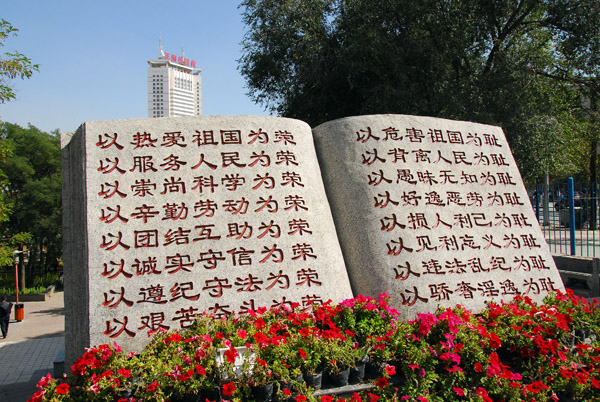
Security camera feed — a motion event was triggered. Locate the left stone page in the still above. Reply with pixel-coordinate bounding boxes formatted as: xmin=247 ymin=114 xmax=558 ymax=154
xmin=62 ymin=116 xmax=352 ymax=360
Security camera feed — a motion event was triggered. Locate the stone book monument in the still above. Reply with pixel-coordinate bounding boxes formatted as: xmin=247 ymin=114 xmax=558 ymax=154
xmin=62 ymin=114 xmax=564 ymax=364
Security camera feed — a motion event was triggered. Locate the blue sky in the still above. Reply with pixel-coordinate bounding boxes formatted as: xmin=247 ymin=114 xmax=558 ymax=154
xmin=1 ymin=1 xmax=269 ymax=134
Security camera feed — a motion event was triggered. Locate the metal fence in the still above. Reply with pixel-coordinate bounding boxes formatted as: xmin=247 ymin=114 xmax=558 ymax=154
xmin=527 ymin=178 xmax=600 ymax=257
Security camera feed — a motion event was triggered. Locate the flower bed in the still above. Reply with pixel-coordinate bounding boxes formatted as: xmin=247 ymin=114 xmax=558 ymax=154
xmin=29 ymin=290 xmax=600 ymax=402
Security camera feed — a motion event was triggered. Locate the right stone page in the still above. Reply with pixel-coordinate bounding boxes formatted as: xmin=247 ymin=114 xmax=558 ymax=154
xmin=312 ymin=114 xmax=564 ymax=319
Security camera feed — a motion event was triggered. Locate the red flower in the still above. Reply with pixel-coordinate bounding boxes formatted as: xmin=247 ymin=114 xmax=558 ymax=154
xmin=224 ymin=348 xmax=238 ymax=363
xmin=146 ymin=381 xmax=159 ymax=392
xmin=117 ymin=368 xmax=131 ymax=378
xmin=195 ymin=364 xmax=206 ymax=375
xmin=350 ymin=393 xmax=362 ymax=402
xmin=384 ymin=364 xmax=396 ymax=376
xmin=299 ymin=348 xmax=307 ymax=360
xmin=321 ymin=396 xmax=334 ymax=402
xmin=368 ymin=392 xmax=380 ymax=402
xmin=296 ymin=396 xmax=307 ymax=402
xmin=474 ymin=362 xmax=483 ymax=373
xmin=222 ymin=382 xmax=236 ymax=397
xmin=453 ymin=387 xmax=464 ymax=396
xmin=376 ymin=377 xmax=389 ymax=389
xmin=56 ymin=383 xmax=70 ymax=395
xmin=476 ymin=387 xmax=492 ymax=402
xmin=283 ymin=388 xmax=292 ymax=396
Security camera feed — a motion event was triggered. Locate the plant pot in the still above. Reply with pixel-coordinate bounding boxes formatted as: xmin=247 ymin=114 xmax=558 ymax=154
xmin=365 ymin=361 xmax=383 ymax=379
xmin=327 ymin=367 xmax=350 ymax=387
xmin=349 ymin=362 xmax=366 ymax=384
xmin=303 ymin=371 xmax=323 ymax=390
xmin=202 ymin=387 xmax=221 ymax=402
xmin=251 ymin=383 xmax=274 ymax=402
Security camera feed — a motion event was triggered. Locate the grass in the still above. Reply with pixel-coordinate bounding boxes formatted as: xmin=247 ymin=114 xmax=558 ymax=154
xmin=0 ymin=271 xmax=60 ymax=295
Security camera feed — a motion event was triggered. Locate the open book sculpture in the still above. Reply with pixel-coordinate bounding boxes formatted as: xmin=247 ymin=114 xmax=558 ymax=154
xmin=62 ymin=114 xmax=563 ymax=363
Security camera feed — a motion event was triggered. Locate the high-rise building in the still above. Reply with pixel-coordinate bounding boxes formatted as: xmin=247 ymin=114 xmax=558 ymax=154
xmin=147 ymin=41 xmax=202 ymax=118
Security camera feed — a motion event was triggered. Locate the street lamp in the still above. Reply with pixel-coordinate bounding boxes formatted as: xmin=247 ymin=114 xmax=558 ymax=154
xmin=13 ymin=250 xmax=23 ymax=321
xmin=13 ymin=250 xmax=22 ymax=304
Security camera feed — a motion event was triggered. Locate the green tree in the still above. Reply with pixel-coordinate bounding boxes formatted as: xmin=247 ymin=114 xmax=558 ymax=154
xmin=238 ymin=0 xmax=598 ymax=180
xmin=0 ymin=19 xmax=39 ymax=104
xmin=0 ymin=123 xmax=61 ymax=289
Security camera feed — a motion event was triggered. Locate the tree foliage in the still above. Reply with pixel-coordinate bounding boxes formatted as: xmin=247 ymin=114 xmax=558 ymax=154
xmin=0 ymin=123 xmax=61 ymax=287
xmin=0 ymin=19 xmax=39 ymax=104
xmin=239 ymin=0 xmax=600 ymax=181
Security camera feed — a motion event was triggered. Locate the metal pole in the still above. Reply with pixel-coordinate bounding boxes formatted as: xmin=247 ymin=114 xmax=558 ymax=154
xmin=543 ymin=172 xmax=550 ymax=226
xmin=12 ymin=250 xmax=22 ymax=305
xmin=14 ymin=258 xmax=18 ymax=305
xmin=569 ymin=177 xmax=576 ymax=255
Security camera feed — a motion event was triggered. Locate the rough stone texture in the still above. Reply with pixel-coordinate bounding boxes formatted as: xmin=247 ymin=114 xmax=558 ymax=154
xmin=62 ymin=116 xmax=352 ymax=358
xmin=313 ymin=114 xmax=565 ymax=319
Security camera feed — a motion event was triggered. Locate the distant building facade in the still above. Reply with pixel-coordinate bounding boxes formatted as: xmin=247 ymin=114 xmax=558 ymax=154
xmin=147 ymin=42 xmax=202 ymax=118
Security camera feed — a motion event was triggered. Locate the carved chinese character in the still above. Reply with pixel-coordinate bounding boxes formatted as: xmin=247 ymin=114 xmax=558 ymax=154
xmin=104 ymin=317 xmax=135 ymax=338
xmin=193 ymin=200 xmax=218 ymax=218
xmin=193 ymin=130 xmax=219 ymax=146
xmin=96 ymin=133 xmax=124 ymax=150
xmin=248 ymin=128 xmax=269 ymax=144
xmin=162 ymin=131 xmax=187 ymax=147
xmin=170 ymin=282 xmax=199 ymax=301
xmin=103 ymin=287 xmax=134 ymax=308
xmin=203 ymin=277 xmax=233 ymax=297
xmin=356 ymin=127 xmax=378 ymax=143
xmin=197 ymin=249 xmax=225 ymax=270
xmin=102 ymin=259 xmax=133 ymax=279
xmin=165 ymin=253 xmax=194 ymax=274
xmin=99 ymin=181 xmax=127 ymax=199
xmin=362 ymin=149 xmax=386 ymax=165
xmin=249 ymin=151 xmax=271 ymax=167
xmin=131 ymin=156 xmax=158 ymax=173
xmin=139 ymin=312 xmax=170 ymax=333
xmin=134 ymin=230 xmax=159 ymax=248
xmin=98 ymin=157 xmax=126 ymax=174
xmin=220 ymin=130 xmax=242 ymax=145
xmin=132 ymin=257 xmax=161 ymax=275
xmin=131 ymin=204 xmax=159 ymax=223
xmin=429 ymin=283 xmax=453 ymax=301
xmin=131 ymin=132 xmax=157 ymax=149
xmin=100 ymin=206 xmax=129 ymax=224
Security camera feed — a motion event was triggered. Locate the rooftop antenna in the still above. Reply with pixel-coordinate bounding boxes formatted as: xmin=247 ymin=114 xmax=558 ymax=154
xmin=181 ymin=42 xmax=185 ymax=59
xmin=159 ymin=35 xmax=165 ymax=58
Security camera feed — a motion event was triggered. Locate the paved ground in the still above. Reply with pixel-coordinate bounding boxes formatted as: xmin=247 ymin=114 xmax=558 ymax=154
xmin=0 ymin=290 xmax=64 ymax=402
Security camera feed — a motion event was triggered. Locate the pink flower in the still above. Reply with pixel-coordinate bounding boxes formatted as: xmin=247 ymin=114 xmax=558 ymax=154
xmin=453 ymin=387 xmax=464 ymax=396
xmin=238 ymin=329 xmax=248 ymax=339
xmin=36 ymin=373 xmax=52 ymax=389
xmin=27 ymin=389 xmax=46 ymax=402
